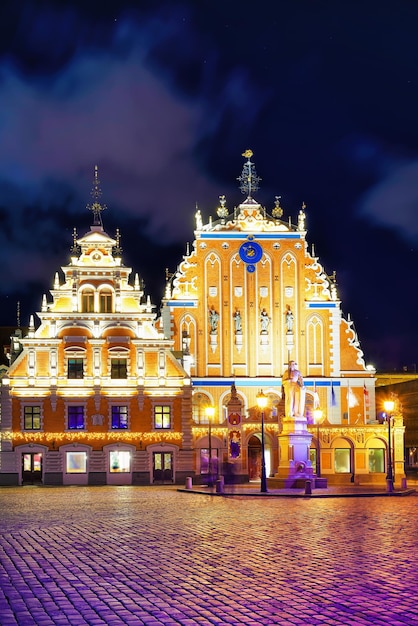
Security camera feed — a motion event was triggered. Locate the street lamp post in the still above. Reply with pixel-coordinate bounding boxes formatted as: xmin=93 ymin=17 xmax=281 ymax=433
xmin=313 ymin=409 xmax=323 ymax=477
xmin=205 ymin=406 xmax=215 ymax=487
xmin=256 ymin=390 xmax=268 ymax=493
xmin=383 ymin=400 xmax=395 ymax=492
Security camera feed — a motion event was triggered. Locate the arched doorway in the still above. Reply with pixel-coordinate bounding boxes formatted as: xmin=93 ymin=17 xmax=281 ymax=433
xmin=248 ymin=435 xmax=262 ymax=481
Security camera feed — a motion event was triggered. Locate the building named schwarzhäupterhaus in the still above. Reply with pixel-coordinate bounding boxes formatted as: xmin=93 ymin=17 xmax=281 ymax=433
xmin=0 ymin=155 xmax=405 ymax=487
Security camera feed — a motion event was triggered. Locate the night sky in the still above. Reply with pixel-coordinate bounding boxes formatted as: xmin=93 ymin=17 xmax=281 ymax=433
xmin=1 ymin=0 xmax=418 ymax=372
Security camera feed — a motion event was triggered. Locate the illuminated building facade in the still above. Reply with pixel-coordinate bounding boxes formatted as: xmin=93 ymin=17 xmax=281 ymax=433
xmin=161 ymin=152 xmax=405 ymax=486
xmin=0 ymin=169 xmax=192 ymax=486
xmin=0 ymin=156 xmax=406 ymax=487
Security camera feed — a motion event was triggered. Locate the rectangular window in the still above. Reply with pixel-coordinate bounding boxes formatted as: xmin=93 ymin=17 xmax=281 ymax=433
xmin=369 ymin=449 xmax=385 ymax=473
xmin=111 ymin=406 xmax=128 ymax=429
xmin=68 ymin=406 xmax=85 ymax=430
xmin=100 ymin=293 xmax=112 ymax=313
xmin=309 ymin=448 xmax=317 ymax=473
xmin=110 ymin=450 xmax=131 ymax=473
xmin=68 ymin=358 xmax=84 ymax=379
xmin=154 ymin=405 xmax=171 ymax=429
xmin=66 ymin=452 xmax=87 ymax=473
xmin=24 ymin=406 xmax=41 ymax=430
xmin=81 ymin=292 xmax=94 ymax=313
xmin=200 ymin=449 xmax=218 ymax=475
xmin=111 ymin=358 xmax=127 ymax=379
xmin=334 ymin=448 xmax=351 ymax=473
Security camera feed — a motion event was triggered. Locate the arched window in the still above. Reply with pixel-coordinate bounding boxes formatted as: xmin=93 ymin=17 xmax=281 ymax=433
xmin=81 ymin=289 xmax=94 ymax=313
xmin=99 ymin=289 xmax=113 ymax=313
xmin=192 ymin=392 xmax=212 ymax=424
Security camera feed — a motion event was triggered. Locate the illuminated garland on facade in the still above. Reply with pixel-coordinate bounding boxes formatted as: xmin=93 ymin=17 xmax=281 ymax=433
xmin=3 ymin=431 xmax=183 ymax=445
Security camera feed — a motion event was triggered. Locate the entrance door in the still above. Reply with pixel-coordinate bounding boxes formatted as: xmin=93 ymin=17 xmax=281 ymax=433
xmin=22 ymin=453 xmax=43 ymax=484
xmin=248 ymin=435 xmax=261 ymax=480
xmin=153 ymin=452 xmax=173 ymax=483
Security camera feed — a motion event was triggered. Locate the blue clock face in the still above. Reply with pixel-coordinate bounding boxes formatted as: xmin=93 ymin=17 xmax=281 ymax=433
xmin=239 ymin=241 xmax=263 ymax=264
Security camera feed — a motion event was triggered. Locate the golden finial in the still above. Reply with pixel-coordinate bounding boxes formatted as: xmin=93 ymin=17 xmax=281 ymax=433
xmin=87 ymin=165 xmax=106 ymax=226
xmin=238 ymin=151 xmax=261 ymax=197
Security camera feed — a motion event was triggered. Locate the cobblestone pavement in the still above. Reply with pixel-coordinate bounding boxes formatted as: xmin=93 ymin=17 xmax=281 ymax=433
xmin=0 ymin=486 xmax=417 ymax=625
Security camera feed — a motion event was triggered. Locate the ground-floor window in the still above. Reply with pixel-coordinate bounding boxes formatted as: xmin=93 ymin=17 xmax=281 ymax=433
xmin=334 ymin=448 xmax=351 ymax=473
xmin=110 ymin=450 xmax=131 ymax=473
xmin=66 ymin=451 xmax=87 ymax=473
xmin=310 ymin=448 xmax=317 ymax=473
xmin=200 ymin=449 xmax=218 ymax=475
xmin=369 ymin=449 xmax=385 ymax=473
xmin=408 ymin=447 xmax=417 ymax=466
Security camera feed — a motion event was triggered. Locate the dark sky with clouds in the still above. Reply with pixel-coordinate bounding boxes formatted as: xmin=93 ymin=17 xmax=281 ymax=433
xmin=1 ymin=0 xmax=418 ymax=372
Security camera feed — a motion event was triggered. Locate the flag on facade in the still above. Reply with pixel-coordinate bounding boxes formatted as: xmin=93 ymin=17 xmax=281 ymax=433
xmin=313 ymin=382 xmax=320 ymax=408
xmin=363 ymin=382 xmax=370 ymax=406
xmin=331 ymin=382 xmax=337 ymax=407
xmin=347 ymin=385 xmax=359 ymax=408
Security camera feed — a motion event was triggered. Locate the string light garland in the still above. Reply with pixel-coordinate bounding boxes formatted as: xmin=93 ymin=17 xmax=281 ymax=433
xmin=4 ymin=431 xmax=183 ymax=445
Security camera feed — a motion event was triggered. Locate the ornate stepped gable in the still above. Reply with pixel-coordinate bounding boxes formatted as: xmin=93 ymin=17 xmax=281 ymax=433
xmin=163 ymin=150 xmax=367 ymax=382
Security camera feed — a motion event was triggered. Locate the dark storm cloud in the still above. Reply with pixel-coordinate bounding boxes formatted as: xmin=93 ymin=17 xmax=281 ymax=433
xmin=0 ymin=8 xmax=223 ymax=302
xmin=1 ymin=0 xmax=418 ymax=370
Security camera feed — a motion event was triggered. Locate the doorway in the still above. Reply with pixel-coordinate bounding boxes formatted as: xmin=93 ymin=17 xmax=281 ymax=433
xmin=248 ymin=435 xmax=261 ymax=480
xmin=153 ymin=452 xmax=173 ymax=483
xmin=22 ymin=453 xmax=43 ymax=485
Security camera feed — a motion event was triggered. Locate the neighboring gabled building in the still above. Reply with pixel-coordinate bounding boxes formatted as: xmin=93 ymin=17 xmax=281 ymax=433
xmin=0 ymin=168 xmax=192 ymax=486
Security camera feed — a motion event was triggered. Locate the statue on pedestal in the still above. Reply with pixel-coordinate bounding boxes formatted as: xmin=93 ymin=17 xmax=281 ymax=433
xmin=282 ymin=360 xmax=305 ymax=417
xmin=209 ymin=308 xmax=219 ymax=334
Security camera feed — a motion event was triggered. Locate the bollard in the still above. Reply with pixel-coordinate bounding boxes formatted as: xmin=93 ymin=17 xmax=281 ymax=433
xmin=185 ymin=476 xmax=192 ymax=490
xmin=215 ymin=479 xmax=224 ymax=494
xmin=401 ymin=477 xmax=407 ymax=490
xmin=304 ymin=480 xmax=312 ymax=495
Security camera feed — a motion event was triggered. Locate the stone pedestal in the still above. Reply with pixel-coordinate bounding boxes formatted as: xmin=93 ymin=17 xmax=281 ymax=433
xmin=270 ymin=415 xmax=315 ymax=488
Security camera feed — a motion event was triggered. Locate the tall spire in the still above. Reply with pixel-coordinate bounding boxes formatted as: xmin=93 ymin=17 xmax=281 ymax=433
xmin=237 ymin=149 xmax=261 ymax=199
xmin=87 ymin=165 xmax=106 ymax=227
